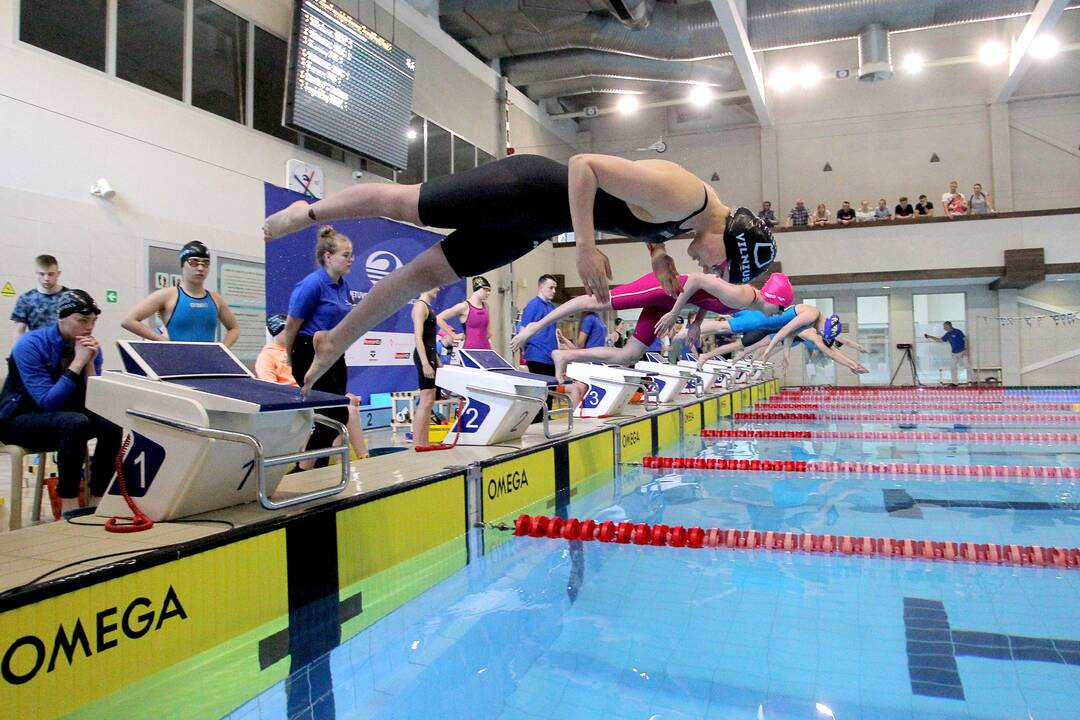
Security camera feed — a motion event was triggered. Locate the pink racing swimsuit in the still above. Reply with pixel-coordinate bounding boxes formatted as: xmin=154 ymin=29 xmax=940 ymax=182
xmin=610 ymin=273 xmax=735 ymax=347
xmin=463 ymin=301 xmax=491 ymax=349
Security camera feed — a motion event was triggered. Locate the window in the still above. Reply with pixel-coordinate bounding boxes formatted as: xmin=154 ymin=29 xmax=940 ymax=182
xmin=398 ymin=114 xmax=425 ymax=184
xmin=453 ymin=136 xmax=476 ymax=174
xmin=477 ymin=148 xmax=495 ymax=166
xmin=253 ymin=27 xmax=297 ymax=142
xmin=191 ymin=0 xmax=248 ymax=123
xmin=801 ymin=298 xmax=835 ymax=386
xmin=426 ymin=122 xmax=451 ymax=179
xmin=856 ymin=295 xmax=891 ymax=384
xmin=20 ymin=0 xmax=107 ymax=70
xmin=913 ymin=293 xmax=968 ymax=384
xmin=116 ymin=0 xmax=185 ymax=100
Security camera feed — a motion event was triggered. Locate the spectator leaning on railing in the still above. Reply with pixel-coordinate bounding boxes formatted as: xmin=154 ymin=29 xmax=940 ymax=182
xmin=786 ymin=199 xmax=810 ymax=227
xmin=968 ymin=183 xmax=995 ymax=215
xmin=873 ymin=198 xmax=892 ymax=220
xmin=836 ymin=200 xmax=856 ymax=225
xmin=758 ymin=201 xmax=777 ymax=228
xmin=810 ymin=202 xmax=831 ymax=226
xmin=855 ymin=200 xmax=875 ymax=222
xmin=894 ymin=196 xmax=915 ymax=220
xmin=915 ymin=194 xmax=935 ymax=218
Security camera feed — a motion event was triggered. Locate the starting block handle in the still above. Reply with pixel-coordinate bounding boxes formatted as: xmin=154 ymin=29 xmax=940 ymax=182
xmin=542 ymin=390 xmax=573 ymax=439
xmin=126 ymin=410 xmax=350 ymax=512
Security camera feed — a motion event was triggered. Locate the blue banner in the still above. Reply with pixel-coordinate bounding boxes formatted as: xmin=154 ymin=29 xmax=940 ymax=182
xmin=264 ymin=183 xmax=464 ymax=397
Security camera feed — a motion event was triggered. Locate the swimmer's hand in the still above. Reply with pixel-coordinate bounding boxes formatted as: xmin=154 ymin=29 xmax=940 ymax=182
xmin=578 ymin=246 xmax=612 ymax=304
xmin=653 ymin=311 xmax=680 ymax=339
xmin=651 ymin=252 xmax=682 ymax=299
xmin=851 ymin=362 xmax=869 ymax=375
xmin=686 ymin=321 xmax=701 ymax=348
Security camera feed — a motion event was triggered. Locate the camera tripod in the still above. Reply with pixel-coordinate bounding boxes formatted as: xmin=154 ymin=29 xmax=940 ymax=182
xmin=889 ymin=345 xmax=920 ymax=386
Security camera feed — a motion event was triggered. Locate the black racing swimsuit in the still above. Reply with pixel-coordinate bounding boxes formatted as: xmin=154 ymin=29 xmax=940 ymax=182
xmin=418 ymin=154 xmax=708 ymax=277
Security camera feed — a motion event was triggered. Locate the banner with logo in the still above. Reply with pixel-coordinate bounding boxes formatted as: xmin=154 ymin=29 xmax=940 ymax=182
xmin=264 ymin=184 xmax=465 ymax=396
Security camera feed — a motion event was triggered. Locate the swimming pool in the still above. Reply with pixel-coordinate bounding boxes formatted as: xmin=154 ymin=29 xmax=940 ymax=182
xmin=219 ymin=390 xmax=1079 ymax=720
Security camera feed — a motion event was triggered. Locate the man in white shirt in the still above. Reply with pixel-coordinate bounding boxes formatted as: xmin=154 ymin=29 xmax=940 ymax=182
xmin=941 ymin=180 xmax=965 ymax=207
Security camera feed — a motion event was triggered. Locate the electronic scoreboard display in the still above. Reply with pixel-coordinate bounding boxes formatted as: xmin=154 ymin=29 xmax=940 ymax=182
xmin=285 ymin=0 xmax=416 ymax=169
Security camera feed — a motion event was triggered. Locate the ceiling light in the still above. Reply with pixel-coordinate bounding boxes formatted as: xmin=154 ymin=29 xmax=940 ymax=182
xmin=797 ymin=65 xmax=821 ymax=88
xmin=768 ymin=67 xmax=796 ymax=93
xmin=688 ymin=85 xmax=713 ymax=107
xmin=616 ymin=95 xmax=639 ymax=114
xmin=979 ymin=41 xmax=1008 ymax=66
xmin=882 ymin=285 xmax=891 ymax=289
xmin=902 ymin=53 xmax=925 ymax=74
xmin=1030 ymin=35 xmax=1060 ymax=60
xmin=406 ymin=128 xmax=418 ymax=140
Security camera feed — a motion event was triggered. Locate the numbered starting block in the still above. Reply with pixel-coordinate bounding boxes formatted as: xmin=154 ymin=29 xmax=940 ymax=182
xmin=435 ymin=349 xmax=572 ymax=445
xmin=87 ymin=342 xmax=351 ymax=521
xmin=633 ymin=360 xmax=694 ymax=403
xmin=565 ymin=362 xmax=656 ymax=418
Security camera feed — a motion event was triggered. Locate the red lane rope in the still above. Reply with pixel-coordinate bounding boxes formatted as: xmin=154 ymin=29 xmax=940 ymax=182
xmin=701 ymin=429 xmax=1080 ymax=443
xmin=513 ymin=514 xmax=1080 ymax=569
xmin=759 ymin=401 xmax=1077 ymax=411
xmin=640 ymin=454 xmax=1080 ymax=480
xmin=735 ymin=411 xmax=1080 ymax=424
xmin=105 ymin=434 xmax=154 ymax=533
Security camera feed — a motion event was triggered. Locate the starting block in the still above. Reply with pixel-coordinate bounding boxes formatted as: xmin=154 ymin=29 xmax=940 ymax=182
xmin=633 ymin=361 xmax=694 ymax=403
xmin=565 ymin=362 xmax=656 ymax=418
xmin=87 ymin=341 xmax=351 ymax=520
xmin=435 ymin=349 xmax=571 ymax=445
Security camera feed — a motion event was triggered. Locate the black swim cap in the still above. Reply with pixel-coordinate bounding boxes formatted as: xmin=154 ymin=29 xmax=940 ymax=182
xmin=472 ymin=276 xmax=491 ymax=291
xmin=180 ymin=241 xmax=210 ymax=266
xmin=57 ymin=289 xmax=101 ymax=318
xmin=723 ymin=207 xmax=776 ymax=284
xmin=266 ymin=313 xmax=287 ymax=337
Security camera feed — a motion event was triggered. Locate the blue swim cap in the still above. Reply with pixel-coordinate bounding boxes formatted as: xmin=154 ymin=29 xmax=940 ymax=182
xmin=822 ymin=314 xmax=841 ymax=346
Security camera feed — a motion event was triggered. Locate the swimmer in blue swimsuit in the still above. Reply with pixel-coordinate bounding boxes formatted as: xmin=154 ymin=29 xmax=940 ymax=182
xmin=756 ymin=305 xmax=869 ymax=374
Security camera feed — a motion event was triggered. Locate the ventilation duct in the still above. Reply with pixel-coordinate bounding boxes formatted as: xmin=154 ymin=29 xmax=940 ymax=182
xmin=857 ymin=23 xmax=892 ymax=82
xmin=603 ymin=0 xmax=655 ymax=30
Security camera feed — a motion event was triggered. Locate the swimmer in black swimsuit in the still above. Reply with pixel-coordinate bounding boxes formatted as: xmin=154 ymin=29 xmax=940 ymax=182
xmin=263 ymin=153 xmax=776 ymax=393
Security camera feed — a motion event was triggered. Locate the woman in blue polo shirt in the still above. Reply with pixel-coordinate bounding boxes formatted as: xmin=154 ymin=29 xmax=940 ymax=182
xmin=283 ymin=226 xmax=355 ymax=464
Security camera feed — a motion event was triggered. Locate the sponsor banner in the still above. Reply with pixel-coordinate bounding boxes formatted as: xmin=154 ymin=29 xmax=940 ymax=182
xmin=720 ymin=393 xmax=732 ymax=417
xmin=740 ymin=388 xmax=752 ymax=410
xmin=344 ymin=330 xmax=418 ymax=366
xmin=481 ymin=450 xmax=555 ymax=525
xmin=682 ymin=403 xmax=701 ymax=436
xmin=1 ymin=533 xmax=288 ymax=719
xmin=618 ymin=419 xmax=652 ymax=465
xmin=568 ymin=433 xmax=614 ymax=489
xmin=656 ymin=410 xmax=680 ymax=450
xmin=703 ymin=397 xmax=718 ymax=427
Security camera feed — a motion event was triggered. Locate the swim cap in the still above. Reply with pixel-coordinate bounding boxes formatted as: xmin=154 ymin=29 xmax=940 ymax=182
xmin=723 ymin=207 xmax=776 ymax=284
xmin=822 ymin=314 xmax=842 ymax=346
xmin=57 ymin=289 xmax=101 ymax=318
xmin=180 ymin=240 xmax=210 ymax=266
xmin=266 ymin=313 xmax=287 ymax=337
xmin=760 ymin=272 xmax=793 ymax=307
xmin=472 ymin=276 xmax=491 ymax=291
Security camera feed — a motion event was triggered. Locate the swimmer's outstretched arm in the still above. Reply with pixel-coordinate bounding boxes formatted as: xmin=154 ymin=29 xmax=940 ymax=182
xmin=761 ymin=306 xmax=820 ymax=360
xmin=802 ymin=329 xmax=868 ymax=374
xmin=568 ymin=154 xmax=697 ymax=303
xmin=835 ymin=334 xmax=867 ymax=353
xmin=653 ymin=274 xmax=756 ymax=338
xmin=510 ymin=293 xmax=609 ymax=354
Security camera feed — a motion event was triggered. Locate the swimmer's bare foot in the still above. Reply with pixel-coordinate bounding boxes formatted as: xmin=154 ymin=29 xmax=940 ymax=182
xmin=552 ymin=349 xmax=571 ymax=383
xmin=264 ymin=200 xmax=316 ymax=241
xmin=510 ymin=322 xmax=539 ymax=354
xmin=301 ymin=330 xmax=339 ymax=395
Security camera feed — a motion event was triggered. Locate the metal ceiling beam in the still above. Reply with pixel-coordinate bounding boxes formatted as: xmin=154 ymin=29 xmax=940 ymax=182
xmin=994 ymin=0 xmax=1070 ymax=103
xmin=707 ymin=0 xmax=772 ymax=126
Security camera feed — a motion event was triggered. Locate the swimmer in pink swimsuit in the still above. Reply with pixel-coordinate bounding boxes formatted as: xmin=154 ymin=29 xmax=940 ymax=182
xmin=437 ymin=276 xmax=492 ymax=350
xmin=511 ymin=272 xmax=793 ymax=381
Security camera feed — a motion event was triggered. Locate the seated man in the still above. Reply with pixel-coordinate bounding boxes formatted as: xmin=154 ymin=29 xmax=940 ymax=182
xmin=511 ymin=272 xmax=793 ymax=381
xmin=0 ymin=290 xmax=123 ymax=516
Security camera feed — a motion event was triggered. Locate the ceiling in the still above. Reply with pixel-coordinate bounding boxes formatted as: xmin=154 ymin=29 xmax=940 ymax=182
xmin=436 ymin=0 xmax=1080 ymax=122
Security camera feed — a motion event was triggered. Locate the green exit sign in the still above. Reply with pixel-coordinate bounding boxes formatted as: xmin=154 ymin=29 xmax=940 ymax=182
xmin=105 ymin=290 xmax=118 ymax=303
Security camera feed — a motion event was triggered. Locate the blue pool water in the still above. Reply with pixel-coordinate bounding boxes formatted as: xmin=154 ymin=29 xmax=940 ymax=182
xmin=226 ymin=417 xmax=1080 ymax=720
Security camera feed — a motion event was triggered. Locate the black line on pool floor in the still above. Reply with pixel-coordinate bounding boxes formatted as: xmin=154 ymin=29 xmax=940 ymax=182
xmin=903 ymin=597 xmax=1080 ymax=700
xmin=884 ymin=489 xmax=1080 ymax=519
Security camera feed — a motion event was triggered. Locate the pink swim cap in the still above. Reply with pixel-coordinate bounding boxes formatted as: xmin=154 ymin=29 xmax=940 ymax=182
xmin=760 ymin=273 xmax=793 ymax=307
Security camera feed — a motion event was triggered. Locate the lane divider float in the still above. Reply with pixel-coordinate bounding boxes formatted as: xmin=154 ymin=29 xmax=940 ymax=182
xmin=511 ymin=514 xmax=1080 ymax=569
xmin=701 ymin=429 xmax=1080 ymax=443
xmin=734 ymin=411 xmax=1080 ymax=424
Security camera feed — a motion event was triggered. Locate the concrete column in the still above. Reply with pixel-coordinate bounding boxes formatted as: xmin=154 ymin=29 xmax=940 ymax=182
xmin=760 ymin=126 xmax=780 ymax=208
xmin=989 ymin=103 xmax=1014 ymax=211
xmin=998 ymin=289 xmax=1022 ymax=384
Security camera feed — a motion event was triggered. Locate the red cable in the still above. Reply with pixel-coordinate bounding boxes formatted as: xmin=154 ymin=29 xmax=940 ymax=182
xmin=415 ymin=397 xmax=466 ymax=452
xmin=104 ymin=433 xmax=154 ymax=533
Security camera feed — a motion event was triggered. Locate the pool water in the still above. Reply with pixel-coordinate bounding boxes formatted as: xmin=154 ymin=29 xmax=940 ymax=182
xmin=225 ymin=412 xmax=1080 ymax=720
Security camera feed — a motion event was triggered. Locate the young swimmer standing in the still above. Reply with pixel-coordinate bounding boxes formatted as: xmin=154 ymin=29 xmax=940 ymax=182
xmin=263 ymin=153 xmax=776 ymax=393
xmin=510 ymin=272 xmax=793 ymax=381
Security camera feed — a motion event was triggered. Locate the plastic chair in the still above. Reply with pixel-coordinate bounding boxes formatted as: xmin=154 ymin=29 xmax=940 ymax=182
xmin=1 ymin=444 xmax=47 ymax=531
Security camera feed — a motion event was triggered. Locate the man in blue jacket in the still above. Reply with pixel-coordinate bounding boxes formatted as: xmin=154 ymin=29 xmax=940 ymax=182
xmin=925 ymin=321 xmax=973 ymax=384
xmin=0 ymin=289 xmax=123 ymax=516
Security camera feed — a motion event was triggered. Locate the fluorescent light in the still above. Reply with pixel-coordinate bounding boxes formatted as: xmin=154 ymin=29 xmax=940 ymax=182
xmin=797 ymin=65 xmax=821 ymax=88
xmin=768 ymin=67 xmax=796 ymax=93
xmin=616 ymin=95 xmax=640 ymax=114
xmin=882 ymin=286 xmax=891 ymax=289
xmin=1030 ymin=35 xmax=1060 ymax=60
xmin=979 ymin=41 xmax=1008 ymax=66
xmin=902 ymin=53 xmax=925 ymax=74
xmin=688 ymin=85 xmax=713 ymax=107
xmin=407 ymin=128 xmax=418 ymax=140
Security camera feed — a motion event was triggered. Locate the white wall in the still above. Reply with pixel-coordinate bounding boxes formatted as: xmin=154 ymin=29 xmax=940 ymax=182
xmin=0 ymin=0 xmax=579 ymax=366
